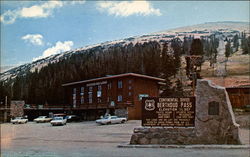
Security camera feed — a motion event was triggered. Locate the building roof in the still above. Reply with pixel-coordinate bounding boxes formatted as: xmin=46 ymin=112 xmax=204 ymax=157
xmin=62 ymin=73 xmax=165 ymax=86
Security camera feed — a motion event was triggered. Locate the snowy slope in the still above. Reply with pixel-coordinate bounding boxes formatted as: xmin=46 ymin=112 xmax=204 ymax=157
xmin=0 ymin=21 xmax=249 ymax=81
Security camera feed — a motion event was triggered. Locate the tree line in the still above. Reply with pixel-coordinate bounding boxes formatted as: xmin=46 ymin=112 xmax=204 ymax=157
xmin=1 ymin=31 xmax=248 ymax=106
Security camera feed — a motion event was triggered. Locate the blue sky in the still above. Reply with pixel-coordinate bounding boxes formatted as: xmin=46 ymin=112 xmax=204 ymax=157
xmin=0 ymin=1 xmax=249 ymax=71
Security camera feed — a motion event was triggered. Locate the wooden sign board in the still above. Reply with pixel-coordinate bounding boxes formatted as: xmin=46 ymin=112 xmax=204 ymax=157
xmin=142 ymin=97 xmax=195 ymax=127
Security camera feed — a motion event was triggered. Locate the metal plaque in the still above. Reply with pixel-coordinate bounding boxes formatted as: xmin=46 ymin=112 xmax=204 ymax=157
xmin=142 ymin=97 xmax=195 ymax=127
xmin=208 ymin=101 xmax=219 ymax=115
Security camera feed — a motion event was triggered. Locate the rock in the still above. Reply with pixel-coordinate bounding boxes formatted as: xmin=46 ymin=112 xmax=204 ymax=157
xmin=129 ymin=80 xmax=241 ymax=145
xmin=150 ymin=138 xmax=159 ymax=144
xmin=138 ymin=137 xmax=149 ymax=145
xmin=195 ymin=79 xmax=241 ymax=144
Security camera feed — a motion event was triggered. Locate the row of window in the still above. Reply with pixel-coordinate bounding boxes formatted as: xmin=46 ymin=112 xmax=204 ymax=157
xmin=73 ymin=94 xmax=123 ymax=106
xmin=72 ymin=80 xmax=133 ymax=106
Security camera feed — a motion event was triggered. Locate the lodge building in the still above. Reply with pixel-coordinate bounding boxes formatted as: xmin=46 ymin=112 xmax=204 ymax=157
xmin=62 ymin=73 xmax=165 ymax=120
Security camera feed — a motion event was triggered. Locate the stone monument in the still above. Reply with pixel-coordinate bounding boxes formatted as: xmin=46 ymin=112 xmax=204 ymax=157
xmin=130 ymin=79 xmax=241 ymax=145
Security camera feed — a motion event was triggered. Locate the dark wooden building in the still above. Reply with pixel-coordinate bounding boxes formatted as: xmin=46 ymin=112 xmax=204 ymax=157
xmin=62 ymin=73 xmax=164 ymax=120
xmin=226 ymin=86 xmax=250 ymax=108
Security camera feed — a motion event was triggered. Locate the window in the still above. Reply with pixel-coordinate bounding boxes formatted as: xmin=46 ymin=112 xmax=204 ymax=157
xmin=118 ymin=95 xmax=123 ymax=102
xmin=88 ymin=87 xmax=93 ymax=103
xmin=73 ymin=88 xmax=76 ymax=94
xmin=128 ymin=86 xmax=132 ymax=90
xmin=73 ymin=99 xmax=76 ymax=108
xmin=72 ymin=88 xmax=76 ymax=98
xmin=80 ymin=96 xmax=84 ymax=104
xmin=128 ymin=92 xmax=132 ymax=96
xmin=108 ymin=82 xmax=112 ymax=90
xmin=107 ymin=97 xmax=110 ymax=102
xmin=89 ymin=86 xmax=93 ymax=92
xmin=128 ymin=80 xmax=132 ymax=84
xmin=97 ymin=85 xmax=102 ymax=97
xmin=72 ymin=88 xmax=77 ymax=107
xmin=97 ymin=91 xmax=102 ymax=98
xmin=80 ymin=87 xmax=84 ymax=104
xmin=118 ymin=80 xmax=123 ymax=88
xmin=97 ymin=85 xmax=102 ymax=103
xmin=80 ymin=87 xmax=84 ymax=96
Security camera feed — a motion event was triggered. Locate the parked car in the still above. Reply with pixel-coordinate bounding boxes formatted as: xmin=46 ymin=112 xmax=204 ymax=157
xmin=34 ymin=116 xmax=52 ymax=123
xmin=66 ymin=115 xmax=81 ymax=122
xmin=11 ymin=117 xmax=28 ymax=124
xmin=50 ymin=117 xmax=67 ymax=126
xmin=53 ymin=113 xmax=67 ymax=118
xmin=96 ymin=116 xmax=127 ymax=125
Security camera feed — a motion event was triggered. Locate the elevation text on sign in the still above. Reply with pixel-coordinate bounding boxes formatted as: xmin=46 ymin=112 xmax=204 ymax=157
xmin=142 ymin=97 xmax=195 ymax=127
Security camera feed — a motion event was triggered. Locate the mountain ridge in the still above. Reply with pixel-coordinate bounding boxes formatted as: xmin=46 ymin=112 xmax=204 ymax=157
xmin=1 ymin=21 xmax=249 ymax=81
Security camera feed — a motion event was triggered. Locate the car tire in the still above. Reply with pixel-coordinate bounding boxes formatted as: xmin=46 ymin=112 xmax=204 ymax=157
xmin=121 ymin=120 xmax=125 ymax=123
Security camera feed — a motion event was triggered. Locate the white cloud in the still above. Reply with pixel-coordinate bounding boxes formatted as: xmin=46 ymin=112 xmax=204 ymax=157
xmin=1 ymin=1 xmax=85 ymax=24
xmin=22 ymin=34 xmax=44 ymax=46
xmin=97 ymin=1 xmax=161 ymax=17
xmin=33 ymin=41 xmax=73 ymax=61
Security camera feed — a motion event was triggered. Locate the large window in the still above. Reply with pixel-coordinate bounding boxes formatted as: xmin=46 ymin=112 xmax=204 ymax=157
xmin=117 ymin=95 xmax=123 ymax=102
xmin=118 ymin=80 xmax=122 ymax=89
xmin=88 ymin=86 xmax=93 ymax=104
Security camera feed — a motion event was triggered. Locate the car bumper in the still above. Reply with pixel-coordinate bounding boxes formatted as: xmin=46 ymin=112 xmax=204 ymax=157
xmin=51 ymin=122 xmax=64 ymax=125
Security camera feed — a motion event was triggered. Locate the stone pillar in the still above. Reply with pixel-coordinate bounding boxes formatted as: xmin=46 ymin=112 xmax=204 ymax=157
xmin=195 ymin=79 xmax=240 ymax=144
xmin=130 ymin=79 xmax=241 ymax=145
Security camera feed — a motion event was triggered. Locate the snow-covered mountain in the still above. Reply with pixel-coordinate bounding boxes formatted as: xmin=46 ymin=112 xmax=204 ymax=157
xmin=0 ymin=21 xmax=249 ymax=82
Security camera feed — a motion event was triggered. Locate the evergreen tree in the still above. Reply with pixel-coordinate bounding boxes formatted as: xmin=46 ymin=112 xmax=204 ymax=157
xmin=190 ymin=38 xmax=204 ymax=55
xmin=225 ymin=40 xmax=232 ymax=59
xmin=232 ymin=34 xmax=239 ymax=52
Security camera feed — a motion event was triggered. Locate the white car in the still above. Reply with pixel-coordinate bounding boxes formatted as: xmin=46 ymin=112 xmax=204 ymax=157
xmin=50 ymin=117 xmax=67 ymax=126
xmin=11 ymin=117 xmax=28 ymax=124
xmin=34 ymin=116 xmax=52 ymax=123
xmin=96 ymin=116 xmax=127 ymax=125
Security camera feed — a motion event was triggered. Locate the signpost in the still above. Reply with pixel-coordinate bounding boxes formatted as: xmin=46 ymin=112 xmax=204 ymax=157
xmin=142 ymin=97 xmax=195 ymax=127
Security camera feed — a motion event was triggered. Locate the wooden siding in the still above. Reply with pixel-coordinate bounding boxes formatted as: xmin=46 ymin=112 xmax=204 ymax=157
xmin=64 ymin=75 xmax=161 ymax=120
xmin=226 ymin=88 xmax=250 ymax=108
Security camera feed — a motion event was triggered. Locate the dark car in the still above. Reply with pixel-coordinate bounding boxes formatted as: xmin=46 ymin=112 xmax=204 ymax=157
xmin=66 ymin=115 xmax=81 ymax=122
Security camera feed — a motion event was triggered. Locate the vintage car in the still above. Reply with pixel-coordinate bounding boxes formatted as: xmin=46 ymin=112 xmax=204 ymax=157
xmin=66 ymin=115 xmax=81 ymax=122
xmin=53 ymin=113 xmax=67 ymax=118
xmin=11 ymin=117 xmax=28 ymax=124
xmin=50 ymin=117 xmax=67 ymax=126
xmin=34 ymin=116 xmax=52 ymax=123
xmin=96 ymin=116 xmax=127 ymax=125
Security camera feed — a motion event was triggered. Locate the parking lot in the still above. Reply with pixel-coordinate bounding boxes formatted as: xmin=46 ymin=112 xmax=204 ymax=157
xmin=1 ymin=120 xmax=249 ymax=157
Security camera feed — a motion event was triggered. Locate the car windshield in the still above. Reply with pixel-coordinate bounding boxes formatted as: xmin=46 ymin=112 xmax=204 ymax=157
xmin=54 ymin=117 xmax=63 ymax=120
xmin=39 ymin=116 xmax=46 ymax=118
xmin=103 ymin=116 xmax=110 ymax=119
